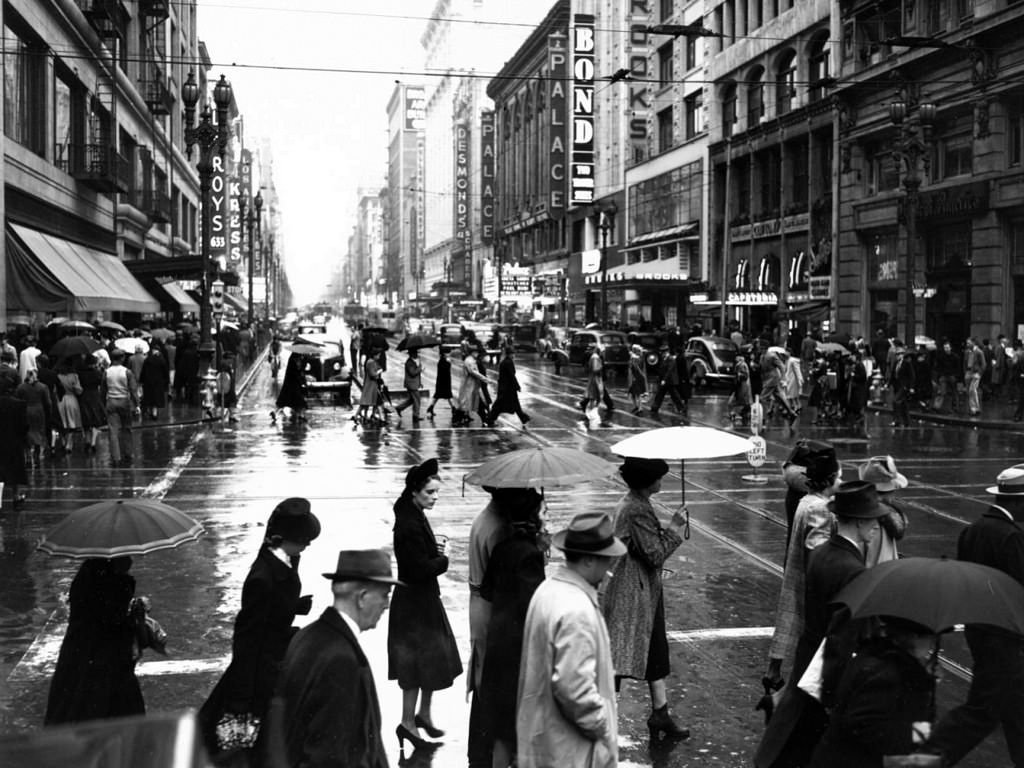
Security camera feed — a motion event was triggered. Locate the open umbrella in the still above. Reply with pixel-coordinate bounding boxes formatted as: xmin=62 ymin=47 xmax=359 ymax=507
xmin=816 ymin=341 xmax=849 ymax=356
xmin=49 ymin=335 xmax=102 ymax=359
xmin=397 ymin=334 xmax=440 ymax=352
xmin=464 ymin=446 xmax=618 ymax=491
xmin=834 ymin=557 xmax=1024 ymax=635
xmin=46 ymin=317 xmax=70 ymax=327
xmin=98 ymin=320 xmax=127 ymax=333
xmin=7 ymin=314 xmax=31 ymax=326
xmin=219 ymin=320 xmax=239 ymax=331
xmin=150 ymin=327 xmax=176 ymax=342
xmin=61 ymin=320 xmax=95 ymax=334
xmin=611 ymin=426 xmax=753 ymax=539
xmin=114 ymin=337 xmax=149 ymax=355
xmin=37 ymin=498 xmax=205 ymax=559
xmin=288 ymin=343 xmax=324 ymax=356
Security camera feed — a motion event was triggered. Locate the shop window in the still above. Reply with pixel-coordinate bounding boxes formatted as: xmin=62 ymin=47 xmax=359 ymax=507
xmin=685 ymin=91 xmax=702 ymax=139
xmin=658 ymin=43 xmax=674 ymax=89
xmin=657 ymin=107 xmax=674 ymax=153
xmin=3 ymin=19 xmax=46 ymax=156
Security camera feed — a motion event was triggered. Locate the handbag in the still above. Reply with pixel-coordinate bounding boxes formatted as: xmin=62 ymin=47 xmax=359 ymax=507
xmin=130 ymin=597 xmax=168 ymax=655
xmin=216 ymin=712 xmax=262 ymax=751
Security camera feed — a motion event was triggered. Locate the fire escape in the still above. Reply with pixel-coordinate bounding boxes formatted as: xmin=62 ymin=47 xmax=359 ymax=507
xmin=139 ymin=0 xmax=173 ymax=224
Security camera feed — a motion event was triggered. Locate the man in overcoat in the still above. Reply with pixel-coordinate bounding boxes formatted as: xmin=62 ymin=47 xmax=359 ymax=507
xmin=272 ymin=549 xmax=401 ymax=768
xmin=517 ymin=510 xmax=625 ymax=768
xmin=926 ymin=465 xmax=1024 ymax=766
xmin=487 ymin=343 xmax=530 ymax=426
xmin=394 ymin=348 xmax=423 ymax=422
xmin=889 ymin=340 xmax=916 ymax=427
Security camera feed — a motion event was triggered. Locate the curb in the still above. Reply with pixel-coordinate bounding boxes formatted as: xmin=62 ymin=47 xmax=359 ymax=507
xmin=865 ymin=402 xmax=1021 ymax=431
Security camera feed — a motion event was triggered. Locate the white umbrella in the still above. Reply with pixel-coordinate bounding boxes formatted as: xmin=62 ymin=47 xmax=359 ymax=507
xmin=114 ymin=337 xmax=149 ymax=355
xmin=611 ymin=426 xmax=754 ymax=538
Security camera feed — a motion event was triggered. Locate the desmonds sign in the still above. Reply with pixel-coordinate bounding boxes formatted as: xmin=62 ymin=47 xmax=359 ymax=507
xmin=453 ymin=121 xmax=471 ymax=254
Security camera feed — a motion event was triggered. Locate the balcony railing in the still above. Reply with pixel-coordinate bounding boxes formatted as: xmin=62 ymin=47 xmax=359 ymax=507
xmin=141 ymin=76 xmax=173 ymax=116
xmin=68 ymin=144 xmax=131 ymax=194
xmin=75 ymin=0 xmax=126 ymax=38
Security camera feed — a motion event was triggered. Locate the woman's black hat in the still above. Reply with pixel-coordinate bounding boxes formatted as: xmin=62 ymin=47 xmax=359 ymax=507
xmin=267 ymin=497 xmax=321 ymax=544
xmin=619 ymin=457 xmax=670 ymax=489
xmin=405 ymin=457 xmax=440 ymax=488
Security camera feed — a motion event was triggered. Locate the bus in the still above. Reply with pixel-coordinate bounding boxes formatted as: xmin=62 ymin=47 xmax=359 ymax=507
xmin=365 ymin=306 xmax=404 ymax=336
xmin=342 ymin=303 xmax=366 ymax=328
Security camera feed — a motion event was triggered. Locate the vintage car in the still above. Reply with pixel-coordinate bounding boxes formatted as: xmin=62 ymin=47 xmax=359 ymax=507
xmin=685 ymin=335 xmax=739 ymax=387
xmin=627 ymin=331 xmax=666 ymax=377
xmin=439 ymin=323 xmax=464 ymax=355
xmin=566 ymin=329 xmax=630 ymax=373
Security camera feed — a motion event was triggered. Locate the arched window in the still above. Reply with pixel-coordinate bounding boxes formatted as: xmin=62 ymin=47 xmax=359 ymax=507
xmin=807 ymin=34 xmax=831 ymax=102
xmin=722 ymin=81 xmax=737 ymax=137
xmin=747 ymin=66 xmax=765 ymax=125
xmin=775 ymin=51 xmax=796 ymax=116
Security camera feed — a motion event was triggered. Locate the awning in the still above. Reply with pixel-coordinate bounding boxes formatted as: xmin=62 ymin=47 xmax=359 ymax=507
xmin=223 ymin=291 xmax=247 ymax=313
xmin=623 ymin=222 xmax=699 ymax=252
xmin=142 ymin=277 xmax=200 ymax=314
xmin=777 ymin=299 xmax=830 ymax=321
xmin=5 ymin=225 xmax=69 ymax=313
xmin=11 ymin=224 xmax=159 ymax=314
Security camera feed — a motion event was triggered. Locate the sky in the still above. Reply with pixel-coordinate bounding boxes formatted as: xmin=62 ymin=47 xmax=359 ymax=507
xmin=197 ymin=2 xmax=431 ymax=305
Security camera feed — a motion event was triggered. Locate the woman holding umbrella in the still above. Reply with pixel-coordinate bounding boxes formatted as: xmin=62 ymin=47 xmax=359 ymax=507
xmin=388 ymin=458 xmax=462 ymax=750
xmin=602 ymin=457 xmax=690 ymax=740
xmin=44 ymin=556 xmax=145 ymax=724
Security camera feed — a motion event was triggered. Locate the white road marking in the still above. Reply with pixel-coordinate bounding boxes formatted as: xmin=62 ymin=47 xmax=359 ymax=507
xmin=668 ymin=626 xmax=774 ymax=642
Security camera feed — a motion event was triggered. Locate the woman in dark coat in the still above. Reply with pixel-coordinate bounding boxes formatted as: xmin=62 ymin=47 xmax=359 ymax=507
xmin=602 ymin=456 xmax=690 ymax=740
xmin=0 ymin=375 xmax=29 ymax=505
xmin=15 ymin=368 xmax=51 ymax=467
xmin=76 ymin=355 xmax=106 ymax=452
xmin=388 ymin=458 xmax=462 ymax=750
xmin=273 ymin=353 xmax=308 ymax=423
xmin=199 ymin=498 xmax=320 ymax=766
xmin=810 ymin=619 xmax=938 ymax=768
xmin=139 ymin=347 xmax=171 ymax=420
xmin=44 ymin=557 xmax=144 ymax=724
xmin=479 ymin=489 xmax=547 ymax=767
xmin=176 ymin=340 xmax=200 ymax=403
xmin=426 ymin=347 xmax=454 ymax=418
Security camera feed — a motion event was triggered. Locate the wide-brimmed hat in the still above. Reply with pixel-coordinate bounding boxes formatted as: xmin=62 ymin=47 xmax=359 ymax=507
xmin=619 ymin=457 xmax=670 ymax=489
xmin=987 ymin=464 xmax=1024 ymax=496
xmin=322 ymin=549 xmax=404 ymax=585
xmin=826 ymin=480 xmax=887 ymax=519
xmin=267 ymin=497 xmax=321 ymax=544
xmin=551 ymin=510 xmax=627 ymax=557
xmin=858 ymin=456 xmax=908 ymax=493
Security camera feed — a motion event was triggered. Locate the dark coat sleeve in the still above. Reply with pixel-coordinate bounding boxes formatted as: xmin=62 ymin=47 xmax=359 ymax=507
xmin=393 ymin=501 xmax=449 ymax=584
xmin=225 ymin=568 xmax=274 ymax=711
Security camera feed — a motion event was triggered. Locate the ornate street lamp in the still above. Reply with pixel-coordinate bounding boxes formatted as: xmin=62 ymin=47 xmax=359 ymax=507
xmin=889 ymin=92 xmax=936 ymax=345
xmin=182 ymin=71 xmax=232 ymax=370
xmin=598 ymin=201 xmax=618 ymax=328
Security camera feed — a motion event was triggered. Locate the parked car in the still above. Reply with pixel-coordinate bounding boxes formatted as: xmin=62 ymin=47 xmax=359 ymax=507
xmin=439 ymin=323 xmax=463 ymax=355
xmin=567 ymin=329 xmax=630 ymax=372
xmin=627 ymin=331 xmax=665 ymax=377
xmin=513 ymin=322 xmax=541 ymax=352
xmin=685 ymin=336 xmax=739 ymax=387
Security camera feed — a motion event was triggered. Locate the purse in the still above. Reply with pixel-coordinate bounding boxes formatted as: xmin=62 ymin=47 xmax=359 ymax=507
xmin=130 ymin=597 xmax=168 ymax=655
xmin=216 ymin=712 xmax=262 ymax=751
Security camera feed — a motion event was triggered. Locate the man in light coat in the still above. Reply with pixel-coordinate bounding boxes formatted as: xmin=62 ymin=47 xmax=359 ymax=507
xmin=517 ymin=510 xmax=625 ymax=768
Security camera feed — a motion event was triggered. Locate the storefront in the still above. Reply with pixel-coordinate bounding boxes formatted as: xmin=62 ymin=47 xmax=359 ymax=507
xmin=583 ymin=262 xmax=693 ymax=330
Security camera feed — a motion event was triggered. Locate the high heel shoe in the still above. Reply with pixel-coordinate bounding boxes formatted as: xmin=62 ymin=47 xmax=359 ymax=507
xmin=414 ymin=714 xmax=445 ymax=738
xmin=396 ymin=724 xmax=435 ymax=751
xmin=647 ymin=705 xmax=690 ymax=741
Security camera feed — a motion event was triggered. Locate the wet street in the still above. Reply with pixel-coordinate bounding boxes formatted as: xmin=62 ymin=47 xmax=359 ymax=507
xmin=0 ymin=322 xmax=1016 ymax=767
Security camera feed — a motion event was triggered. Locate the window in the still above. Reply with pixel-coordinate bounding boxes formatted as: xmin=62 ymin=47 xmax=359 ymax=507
xmin=791 ymin=139 xmax=809 ymax=207
xmin=684 ymin=35 xmax=696 ymax=71
xmin=750 ymin=0 xmax=763 ymax=29
xmin=776 ymin=53 xmax=796 ymax=116
xmin=3 ymin=20 xmax=46 ymax=155
xmin=1010 ymin=101 xmax=1023 ymax=167
xmin=759 ymin=148 xmax=781 ymax=214
xmin=723 ymin=83 xmax=737 ymax=137
xmin=685 ymin=91 xmax=702 ymax=139
xmin=54 ymin=67 xmax=85 ymax=172
xmin=657 ymin=107 xmax=674 ymax=152
xmin=866 ymin=143 xmax=900 ymax=195
xmin=747 ymin=68 xmax=765 ymax=125
xmin=658 ymin=43 xmax=674 ymax=88
xmin=956 ymin=0 xmax=973 ymax=21
xmin=736 ymin=158 xmax=751 ymax=217
xmin=935 ymin=114 xmax=973 ymax=179
xmin=808 ymin=36 xmax=831 ymax=102
xmin=660 ymin=0 xmax=674 ymax=21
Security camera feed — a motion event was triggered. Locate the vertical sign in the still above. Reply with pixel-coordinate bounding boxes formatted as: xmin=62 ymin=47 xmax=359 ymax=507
xmin=571 ymin=14 xmax=595 ymax=206
xmin=453 ymin=121 xmax=471 ymax=258
xmin=209 ymin=155 xmax=228 ymax=268
xmin=404 ymin=86 xmax=426 ymax=130
xmin=628 ymin=3 xmax=652 ymax=159
xmin=231 ymin=148 xmax=251 ymax=265
xmin=415 ymin=137 xmax=425 ymax=283
xmin=480 ymin=110 xmax=495 ymax=246
xmin=548 ymin=31 xmax=567 ymax=220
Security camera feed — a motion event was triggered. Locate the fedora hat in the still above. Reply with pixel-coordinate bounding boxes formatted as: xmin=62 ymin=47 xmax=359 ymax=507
xmin=987 ymin=464 xmax=1024 ymax=496
xmin=858 ymin=455 xmax=908 ymax=493
xmin=267 ymin=497 xmax=321 ymax=544
xmin=551 ymin=510 xmax=627 ymax=557
xmin=322 ymin=549 xmax=404 ymax=585
xmin=827 ymin=480 xmax=886 ymax=519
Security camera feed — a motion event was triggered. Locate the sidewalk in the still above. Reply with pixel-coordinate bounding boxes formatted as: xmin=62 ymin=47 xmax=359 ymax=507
xmin=866 ymin=391 xmax=1023 ymax=431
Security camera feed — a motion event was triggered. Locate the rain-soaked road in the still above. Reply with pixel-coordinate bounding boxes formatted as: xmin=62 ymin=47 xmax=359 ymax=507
xmin=0 ymin=319 xmax=1017 ymax=767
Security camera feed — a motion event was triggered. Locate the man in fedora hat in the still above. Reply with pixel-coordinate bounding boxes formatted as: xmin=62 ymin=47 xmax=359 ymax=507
xmin=272 ymin=549 xmax=402 ymax=768
xmin=926 ymin=465 xmax=1024 ymax=767
xmin=517 ymin=510 xmax=625 ymax=768
xmin=889 ymin=339 xmax=916 ymax=427
xmin=756 ymin=480 xmax=888 ymax=768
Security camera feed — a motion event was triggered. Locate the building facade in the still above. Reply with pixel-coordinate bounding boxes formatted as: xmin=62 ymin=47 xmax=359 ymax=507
xmin=384 ymin=83 xmax=426 ymax=309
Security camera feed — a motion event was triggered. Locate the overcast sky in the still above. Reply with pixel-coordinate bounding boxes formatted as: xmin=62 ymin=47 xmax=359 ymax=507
xmin=198 ymin=2 xmax=429 ymax=304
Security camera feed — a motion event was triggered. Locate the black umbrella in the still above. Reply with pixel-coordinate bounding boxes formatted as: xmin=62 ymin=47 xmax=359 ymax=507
xmin=49 ymin=335 xmax=102 ymax=359
xmin=397 ymin=334 xmax=440 ymax=352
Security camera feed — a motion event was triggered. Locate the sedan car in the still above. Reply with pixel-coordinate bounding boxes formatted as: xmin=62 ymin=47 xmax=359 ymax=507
xmin=627 ymin=331 xmax=665 ymax=377
xmin=567 ymin=330 xmax=630 ymax=372
xmin=685 ymin=336 xmax=739 ymax=387
xmin=439 ymin=323 xmax=463 ymax=355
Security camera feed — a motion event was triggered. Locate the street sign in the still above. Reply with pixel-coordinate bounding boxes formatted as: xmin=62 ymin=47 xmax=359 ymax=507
xmin=750 ymin=396 xmax=763 ymax=436
xmin=746 ymin=436 xmax=767 ymax=468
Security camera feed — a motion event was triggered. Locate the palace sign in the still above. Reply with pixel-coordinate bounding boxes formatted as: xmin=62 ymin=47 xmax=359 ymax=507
xmin=480 ymin=110 xmax=495 ymax=245
xmin=548 ymin=31 xmax=567 ymax=220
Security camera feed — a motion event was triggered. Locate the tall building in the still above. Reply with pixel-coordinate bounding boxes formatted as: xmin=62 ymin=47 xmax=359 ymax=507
xmin=350 ymin=190 xmax=383 ymax=306
xmin=384 ymin=83 xmax=426 ymax=310
xmin=2 ymin=0 xmax=211 ymax=327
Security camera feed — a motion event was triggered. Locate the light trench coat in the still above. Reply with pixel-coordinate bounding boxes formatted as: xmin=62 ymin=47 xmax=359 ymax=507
xmin=457 ymin=352 xmax=487 ymax=413
xmin=517 ymin=566 xmax=617 ymax=768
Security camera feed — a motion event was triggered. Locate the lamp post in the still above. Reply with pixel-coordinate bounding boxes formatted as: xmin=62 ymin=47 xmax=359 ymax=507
xmin=182 ymin=71 xmax=232 ymax=370
xmin=889 ymin=92 xmax=936 ymax=346
xmin=598 ymin=202 xmax=618 ymax=328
